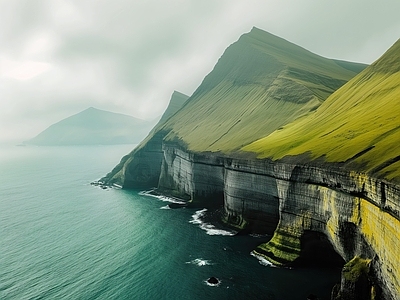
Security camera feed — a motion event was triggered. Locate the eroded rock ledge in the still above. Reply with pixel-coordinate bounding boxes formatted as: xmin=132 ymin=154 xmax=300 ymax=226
xmin=103 ymin=142 xmax=400 ymax=299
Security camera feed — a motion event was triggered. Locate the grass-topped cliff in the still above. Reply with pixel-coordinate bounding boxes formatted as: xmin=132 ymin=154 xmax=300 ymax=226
xmin=243 ymin=39 xmax=400 ymax=183
xmin=103 ymin=27 xmax=366 ymax=186
xmin=155 ymin=27 xmax=366 ymax=153
xmin=102 ymin=27 xmax=366 ymax=185
xmin=102 ymin=31 xmax=400 ymax=299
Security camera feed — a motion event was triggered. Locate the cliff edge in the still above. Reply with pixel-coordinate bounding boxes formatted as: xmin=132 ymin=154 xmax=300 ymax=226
xmin=101 ymin=28 xmax=400 ymax=299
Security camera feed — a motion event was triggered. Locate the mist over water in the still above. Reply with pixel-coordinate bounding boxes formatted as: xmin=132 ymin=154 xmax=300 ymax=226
xmin=0 ymin=145 xmax=340 ymax=299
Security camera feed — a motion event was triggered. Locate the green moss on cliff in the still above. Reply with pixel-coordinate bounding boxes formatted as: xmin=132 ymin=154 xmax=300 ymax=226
xmin=342 ymin=256 xmax=371 ymax=282
xmin=254 ymin=228 xmax=302 ymax=265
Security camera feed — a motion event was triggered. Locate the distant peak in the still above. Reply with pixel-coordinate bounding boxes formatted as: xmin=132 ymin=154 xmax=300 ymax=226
xmin=248 ymin=26 xmax=275 ymax=37
xmin=80 ymin=107 xmax=112 ymax=116
xmin=241 ymin=27 xmax=291 ymax=46
xmin=81 ymin=107 xmax=99 ymax=113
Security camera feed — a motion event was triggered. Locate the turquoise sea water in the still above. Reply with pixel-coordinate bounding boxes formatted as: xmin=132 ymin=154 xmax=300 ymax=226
xmin=0 ymin=145 xmax=341 ymax=299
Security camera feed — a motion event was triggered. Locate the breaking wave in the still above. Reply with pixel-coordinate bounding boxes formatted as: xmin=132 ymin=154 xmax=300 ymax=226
xmin=185 ymin=258 xmax=213 ymax=266
xmin=139 ymin=189 xmax=187 ymax=204
xmin=189 ymin=209 xmax=236 ymax=236
xmin=250 ymin=251 xmax=276 ymax=267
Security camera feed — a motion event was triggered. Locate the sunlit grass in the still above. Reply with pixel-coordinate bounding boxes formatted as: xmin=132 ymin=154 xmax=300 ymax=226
xmin=244 ymin=40 xmax=400 ymax=182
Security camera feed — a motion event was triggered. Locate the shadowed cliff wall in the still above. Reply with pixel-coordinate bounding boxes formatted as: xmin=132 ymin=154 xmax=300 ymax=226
xmin=155 ymin=143 xmax=400 ymax=299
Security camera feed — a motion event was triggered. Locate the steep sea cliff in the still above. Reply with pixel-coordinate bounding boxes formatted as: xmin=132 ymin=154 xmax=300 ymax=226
xmin=101 ymin=29 xmax=399 ymax=299
xmin=104 ymin=139 xmax=399 ymax=299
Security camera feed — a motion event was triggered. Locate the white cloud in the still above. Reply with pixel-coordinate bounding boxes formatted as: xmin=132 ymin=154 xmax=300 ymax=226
xmin=0 ymin=0 xmax=399 ymax=143
xmin=1 ymin=58 xmax=52 ymax=80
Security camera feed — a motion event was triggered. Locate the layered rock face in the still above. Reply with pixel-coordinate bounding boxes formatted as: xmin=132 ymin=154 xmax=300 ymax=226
xmin=223 ymin=158 xmax=280 ymax=233
xmin=120 ymin=131 xmax=166 ymax=188
xmin=156 ymin=144 xmax=400 ymax=299
xmin=253 ymin=163 xmax=400 ymax=300
xmin=158 ymin=143 xmax=280 ymax=233
xmin=159 ymin=144 xmax=225 ymax=206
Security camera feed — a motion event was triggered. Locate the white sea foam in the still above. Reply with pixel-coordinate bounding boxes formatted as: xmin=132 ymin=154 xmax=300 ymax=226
xmin=189 ymin=209 xmax=236 ymax=236
xmin=189 ymin=208 xmax=207 ymax=224
xmin=159 ymin=205 xmax=170 ymax=210
xmin=139 ymin=189 xmax=187 ymax=204
xmin=250 ymin=251 xmax=276 ymax=267
xmin=185 ymin=258 xmax=212 ymax=266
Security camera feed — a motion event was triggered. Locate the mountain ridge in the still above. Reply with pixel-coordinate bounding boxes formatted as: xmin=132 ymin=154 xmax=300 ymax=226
xmin=158 ymin=27 xmax=366 ymax=153
xmin=243 ymin=38 xmax=400 ymax=183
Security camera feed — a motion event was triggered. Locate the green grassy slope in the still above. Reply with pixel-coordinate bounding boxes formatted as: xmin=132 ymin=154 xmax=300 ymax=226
xmin=158 ymin=27 xmax=366 ymax=152
xmin=25 ymin=107 xmax=152 ymax=145
xmin=243 ymin=39 xmax=400 ymax=182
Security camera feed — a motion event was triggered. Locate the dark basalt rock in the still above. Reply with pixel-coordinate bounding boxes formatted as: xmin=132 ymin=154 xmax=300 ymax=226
xmin=207 ymin=277 xmax=219 ymax=285
xmin=91 ymin=181 xmax=110 ymax=190
xmin=168 ymin=203 xmax=187 ymax=209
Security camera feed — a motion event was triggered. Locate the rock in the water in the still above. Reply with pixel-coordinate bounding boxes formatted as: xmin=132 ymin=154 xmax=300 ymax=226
xmin=207 ymin=277 xmax=219 ymax=285
xmin=168 ymin=202 xmax=187 ymax=209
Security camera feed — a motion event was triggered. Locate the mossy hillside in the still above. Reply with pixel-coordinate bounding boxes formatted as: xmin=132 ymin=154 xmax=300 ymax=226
xmin=159 ymin=27 xmax=366 ymax=153
xmin=244 ymin=39 xmax=400 ymax=182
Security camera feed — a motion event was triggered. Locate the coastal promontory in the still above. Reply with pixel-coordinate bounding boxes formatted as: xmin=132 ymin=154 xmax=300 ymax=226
xmin=101 ymin=27 xmax=400 ymax=299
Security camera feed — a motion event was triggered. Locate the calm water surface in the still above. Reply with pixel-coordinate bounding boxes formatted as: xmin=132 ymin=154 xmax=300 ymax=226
xmin=0 ymin=145 xmax=341 ymax=299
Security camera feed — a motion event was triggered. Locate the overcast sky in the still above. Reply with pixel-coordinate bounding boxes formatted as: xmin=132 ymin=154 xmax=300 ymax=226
xmin=1 ymin=0 xmax=399 ymax=143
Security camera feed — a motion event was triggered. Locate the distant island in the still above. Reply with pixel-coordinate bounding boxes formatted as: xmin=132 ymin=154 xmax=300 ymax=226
xmin=24 ymin=107 xmax=157 ymax=146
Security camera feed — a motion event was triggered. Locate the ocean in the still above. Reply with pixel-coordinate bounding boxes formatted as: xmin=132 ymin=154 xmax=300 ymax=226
xmin=0 ymin=145 xmax=341 ymax=299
